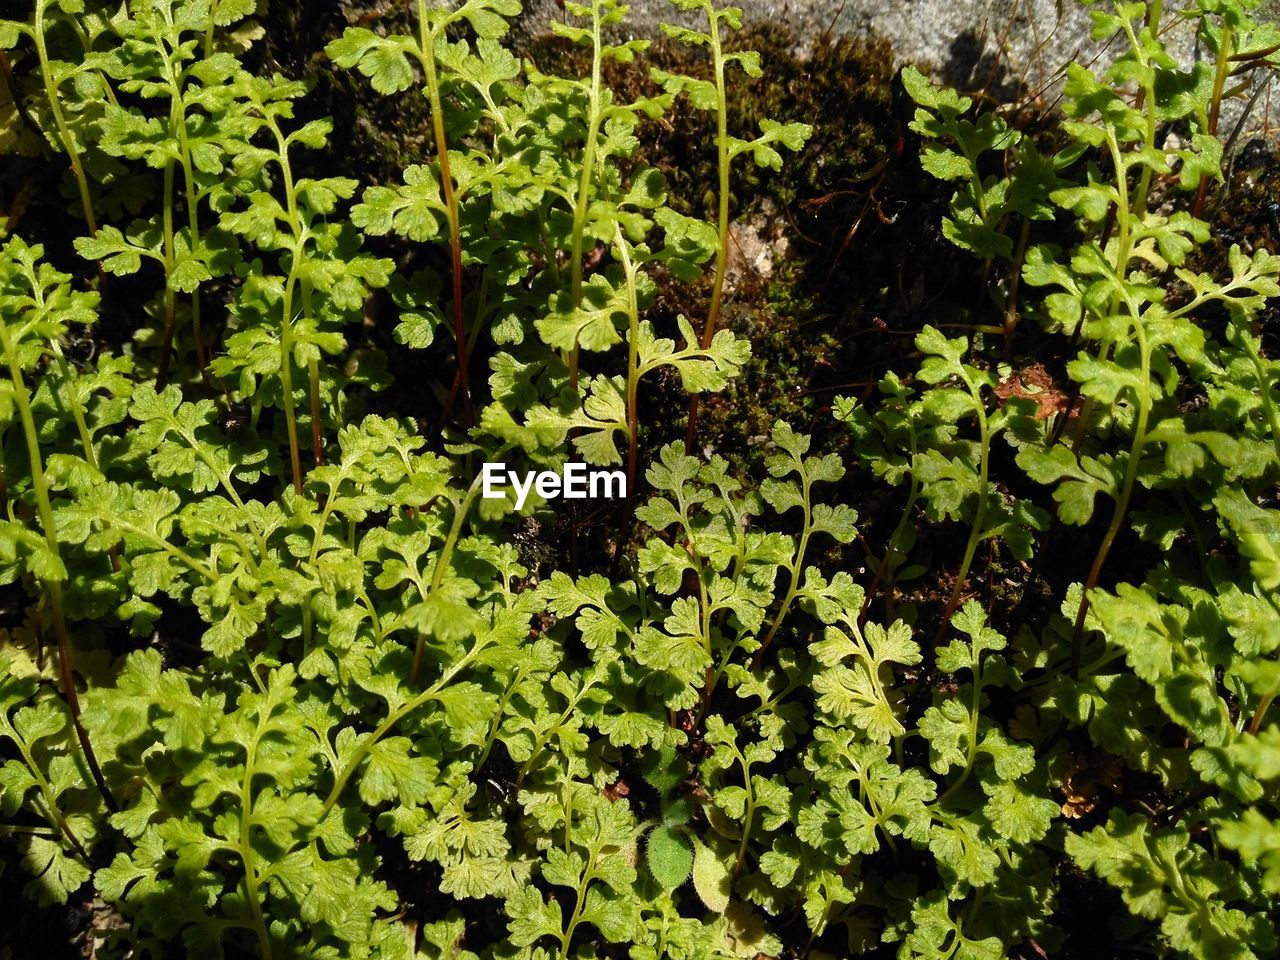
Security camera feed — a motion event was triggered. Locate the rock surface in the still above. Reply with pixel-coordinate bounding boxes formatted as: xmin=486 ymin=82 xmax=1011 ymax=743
xmin=518 ymin=0 xmax=1279 ymax=135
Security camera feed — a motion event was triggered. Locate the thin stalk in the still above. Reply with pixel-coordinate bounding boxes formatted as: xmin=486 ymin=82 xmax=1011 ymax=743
xmin=31 ymin=3 xmax=97 ymax=237
xmin=1249 ymin=694 xmax=1275 ymax=735
xmin=1 ymin=717 xmax=90 ymax=861
xmin=556 ymin=858 xmax=601 ymax=960
xmin=49 ymin=346 xmax=95 ymax=465
xmin=1243 ymin=334 xmax=1280 ymax=463
xmin=935 ymin=660 xmax=984 ymax=804
xmin=1070 ymin=128 xmax=1136 ymax=451
xmin=1193 ymin=16 xmax=1234 ymax=218
xmin=1065 ymin=123 xmax=1145 ymax=645
xmin=0 ymin=49 xmax=38 ymax=137
xmin=933 ymin=373 xmax=992 ymax=647
xmin=157 ymin=155 xmax=178 ymax=384
xmin=50 ymin=343 xmax=121 ymax=571
xmin=238 ymin=725 xmax=274 ymax=960
xmin=279 ymin=254 xmax=304 ymax=495
xmin=517 ymin=679 xmax=598 ymax=790
xmin=160 ymin=7 xmax=208 ymax=374
xmin=308 ymin=356 xmax=324 ymax=467
xmin=1128 ymin=3 xmax=1162 ymax=217
xmin=322 ymin=637 xmax=489 ymax=816
xmin=304 ymin=279 xmax=325 ymax=466
xmin=1070 ymin=302 xmax=1151 ymax=671
xmin=0 ymin=321 xmax=116 ymax=813
xmin=417 ymin=0 xmax=473 ymax=425
xmin=686 ymin=4 xmax=731 ymax=451
xmin=269 ymin=120 xmax=306 ymax=493
xmin=567 ymin=0 xmax=607 ymax=393
xmin=862 ymin=422 xmax=922 ymax=624
xmin=731 ymin=750 xmax=755 ymax=881
xmin=615 ymin=226 xmax=642 ymax=497
xmin=409 ymin=475 xmax=485 ymax=685
xmin=204 ymin=0 xmax=221 ymax=57
xmin=438 ymin=273 xmax=490 ymax=428
xmin=751 ymin=465 xmax=814 ymax=670
xmin=1002 ymin=219 xmax=1031 ymax=343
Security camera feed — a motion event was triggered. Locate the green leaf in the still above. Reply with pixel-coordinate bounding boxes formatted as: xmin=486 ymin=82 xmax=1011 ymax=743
xmin=646 ymin=825 xmax=693 ymax=889
xmin=691 ymin=840 xmax=730 ymax=913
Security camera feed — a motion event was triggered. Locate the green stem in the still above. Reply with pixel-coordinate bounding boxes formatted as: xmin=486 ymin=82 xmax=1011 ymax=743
xmin=731 ymin=751 xmax=755 ymax=881
xmin=557 ymin=856 xmax=600 ymax=960
xmin=1193 ymin=13 xmax=1233 ymax=218
xmin=1129 ymin=3 xmax=1163 ymax=218
xmin=934 ymin=371 xmax=992 ymax=646
xmin=50 ymin=345 xmax=95 ymax=467
xmin=935 ymin=662 xmax=984 ymax=804
xmin=0 ymin=716 xmax=90 ymax=862
xmin=204 ymin=0 xmax=220 ymax=56
xmin=50 ymin=343 xmax=121 ymax=571
xmin=0 ymin=320 xmax=116 ymax=812
xmin=157 ymin=155 xmax=178 ymax=383
xmin=162 ymin=9 xmax=208 ymax=373
xmin=304 ymin=281 xmax=325 ymax=467
xmin=615 ymin=226 xmax=642 ymax=498
xmin=1235 ymin=323 xmax=1280 ymax=465
xmin=567 ymin=0 xmax=606 ymax=393
xmin=262 ymin=120 xmax=308 ymax=493
xmin=238 ymin=725 xmax=273 ymax=960
xmin=751 ymin=467 xmax=813 ymax=670
xmin=1070 ymin=299 xmax=1151 ymax=671
xmin=279 ymin=253 xmax=304 ymax=495
xmin=322 ymin=637 xmax=489 ymax=816
xmin=685 ymin=4 xmax=731 ymax=450
xmin=410 ymin=475 xmax=485 ymax=685
xmin=1249 ymin=694 xmax=1275 ymax=735
xmin=418 ymin=0 xmax=473 ymax=425
xmin=517 ymin=679 xmax=598 ymax=789
xmin=31 ymin=2 xmax=97 ymax=237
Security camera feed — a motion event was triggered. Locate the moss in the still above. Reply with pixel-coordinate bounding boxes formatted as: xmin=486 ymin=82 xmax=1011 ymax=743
xmin=1178 ymin=139 xmax=1280 ymax=362
xmin=254 ymin=1 xmax=436 ymax=186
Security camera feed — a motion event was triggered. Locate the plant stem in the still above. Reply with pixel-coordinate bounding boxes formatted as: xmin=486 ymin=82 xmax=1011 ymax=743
xmin=308 ymin=356 xmax=325 ymax=466
xmin=50 ymin=344 xmax=121 ymax=571
xmin=238 ymin=725 xmax=273 ymax=960
xmin=556 ymin=856 xmax=600 ymax=960
xmin=1 ymin=715 xmax=91 ymax=861
xmin=418 ymin=0 xmax=473 ymax=425
xmin=269 ymin=120 xmax=306 ymax=493
xmin=1129 ymin=3 xmax=1162 ymax=218
xmin=615 ymin=225 xmax=642 ymax=497
xmin=1243 ymin=334 xmax=1280 ymax=464
xmin=323 ymin=637 xmax=489 ymax=816
xmin=1249 ymin=694 xmax=1275 ymax=735
xmin=1070 ymin=303 xmax=1151 ymax=671
xmin=935 ymin=661 xmax=984 ymax=804
xmin=731 ymin=750 xmax=755 ymax=882
xmin=32 ymin=2 xmax=98 ymax=238
xmin=305 ymin=278 xmax=325 ymax=466
xmin=686 ymin=4 xmax=731 ymax=452
xmin=933 ymin=371 xmax=992 ymax=647
xmin=161 ymin=8 xmax=208 ymax=375
xmin=751 ymin=465 xmax=814 ymax=670
xmin=157 ymin=150 xmax=178 ymax=384
xmin=279 ymin=254 xmax=304 ymax=495
xmin=567 ymin=0 xmax=606 ymax=393
xmin=0 ymin=320 xmax=116 ymax=813
xmin=409 ymin=475 xmax=485 ymax=685
xmin=1193 ymin=14 xmax=1233 ymax=219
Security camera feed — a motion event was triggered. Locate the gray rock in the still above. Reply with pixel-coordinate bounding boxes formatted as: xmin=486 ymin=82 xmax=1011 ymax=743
xmin=517 ymin=0 xmax=1279 ymax=139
